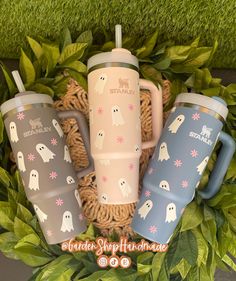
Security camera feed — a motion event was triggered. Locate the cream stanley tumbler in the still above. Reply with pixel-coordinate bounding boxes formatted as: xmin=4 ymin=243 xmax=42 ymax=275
xmin=87 ymin=25 xmax=163 ymax=204
xmin=1 ymin=71 xmax=94 ymax=244
xmin=132 ymin=93 xmax=235 ymax=244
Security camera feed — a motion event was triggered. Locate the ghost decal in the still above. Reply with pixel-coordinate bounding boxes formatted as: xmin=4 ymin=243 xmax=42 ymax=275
xmin=197 ymin=156 xmax=209 ymax=175
xmin=74 ymin=190 xmax=82 ymax=207
xmin=111 ymin=105 xmax=125 ymax=126
xmin=94 ymin=74 xmax=108 ymax=95
xmin=158 ymin=142 xmax=170 ymax=161
xmin=36 ymin=143 xmax=55 ymax=162
xmin=100 ymin=193 xmax=108 ymax=203
xmin=159 ymin=180 xmax=170 ymax=191
xmin=118 ymin=178 xmax=132 ymax=197
xmin=99 ymin=159 xmax=110 ymax=166
xmin=134 ymin=145 xmax=140 ymax=153
xmin=17 ymin=151 xmax=26 ymax=172
xmin=138 ymin=200 xmax=153 ymax=219
xmin=52 ymin=119 xmax=64 ymax=138
xmin=95 ymin=130 xmax=105 ymax=150
xmin=28 ymin=169 xmax=39 ymax=191
xmin=67 ymin=176 xmax=75 ymax=184
xmin=60 ymin=211 xmax=74 ymax=232
xmin=165 ymin=203 xmax=177 ymax=223
xmin=34 ymin=204 xmax=47 ymax=223
xmin=9 ymin=122 xmax=19 ymax=143
xmin=64 ymin=145 xmax=72 ymax=163
xmin=168 ymin=114 xmax=185 ymax=133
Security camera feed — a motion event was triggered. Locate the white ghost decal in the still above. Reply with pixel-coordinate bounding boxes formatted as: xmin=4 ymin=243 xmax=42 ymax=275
xmin=9 ymin=121 xmax=19 ymax=143
xmin=28 ymin=169 xmax=39 ymax=191
xmin=134 ymin=144 xmax=140 ymax=153
xmin=165 ymin=203 xmax=177 ymax=223
xmin=17 ymin=151 xmax=26 ymax=172
xmin=168 ymin=114 xmax=185 ymax=133
xmin=34 ymin=204 xmax=47 ymax=223
xmin=158 ymin=142 xmax=170 ymax=161
xmin=67 ymin=176 xmax=75 ymax=184
xmin=74 ymin=189 xmax=82 ymax=207
xmin=138 ymin=200 xmax=153 ymax=219
xmin=111 ymin=105 xmax=125 ymax=126
xmin=95 ymin=130 xmax=105 ymax=150
xmin=60 ymin=211 xmax=74 ymax=232
xmin=36 ymin=143 xmax=55 ymax=163
xmin=52 ymin=119 xmax=64 ymax=138
xmin=100 ymin=193 xmax=108 ymax=203
xmin=64 ymin=145 xmax=72 ymax=163
xmin=118 ymin=178 xmax=132 ymax=197
xmin=197 ymin=156 xmax=209 ymax=175
xmin=159 ymin=180 xmax=170 ymax=191
xmin=94 ymin=74 xmax=108 ymax=95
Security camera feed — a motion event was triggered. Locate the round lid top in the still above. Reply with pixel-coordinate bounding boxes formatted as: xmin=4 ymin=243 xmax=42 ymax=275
xmin=87 ymin=48 xmax=139 ymax=71
xmin=175 ymin=93 xmax=228 ymax=120
xmin=1 ymin=91 xmax=53 ymax=116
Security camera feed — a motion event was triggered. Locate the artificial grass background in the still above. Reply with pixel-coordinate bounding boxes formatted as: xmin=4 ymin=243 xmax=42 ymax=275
xmin=0 ymin=0 xmax=235 ymax=68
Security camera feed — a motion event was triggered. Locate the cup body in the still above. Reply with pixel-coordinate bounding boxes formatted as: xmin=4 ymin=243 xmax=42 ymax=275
xmin=132 ymin=100 xmax=224 ymax=244
xmin=2 ymin=95 xmax=86 ymax=244
xmin=88 ymin=67 xmax=141 ymax=204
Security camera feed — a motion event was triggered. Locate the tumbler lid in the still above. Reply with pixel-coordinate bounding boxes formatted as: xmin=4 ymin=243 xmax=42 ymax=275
xmin=87 ymin=25 xmax=139 ymax=71
xmin=175 ymin=93 xmax=228 ymax=120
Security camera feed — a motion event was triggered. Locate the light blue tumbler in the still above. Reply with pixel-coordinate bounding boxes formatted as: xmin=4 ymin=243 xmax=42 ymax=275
xmin=132 ymin=93 xmax=235 ymax=244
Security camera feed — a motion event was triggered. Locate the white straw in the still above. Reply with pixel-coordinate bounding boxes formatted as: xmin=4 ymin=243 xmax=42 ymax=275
xmin=115 ymin=24 xmax=122 ymax=48
xmin=12 ymin=70 xmax=25 ymax=93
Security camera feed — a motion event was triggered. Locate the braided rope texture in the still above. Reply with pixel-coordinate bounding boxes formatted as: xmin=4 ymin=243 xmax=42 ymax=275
xmin=54 ymin=79 xmax=171 ymax=237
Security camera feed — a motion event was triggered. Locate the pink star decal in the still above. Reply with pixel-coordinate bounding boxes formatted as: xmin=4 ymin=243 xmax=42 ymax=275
xmin=17 ymin=112 xmax=25 ymax=120
xmin=46 ymin=230 xmax=53 ymax=237
xmin=192 ymin=112 xmax=200 ymax=120
xmin=51 ymin=138 xmax=58 ymax=146
xmin=190 ymin=149 xmax=198 ymax=158
xmin=27 ymin=153 xmax=35 ymax=161
xmin=129 ymin=163 xmax=134 ymax=170
xmin=79 ymin=214 xmax=84 ymax=221
xmin=181 ymin=180 xmax=189 ymax=188
xmin=145 ymin=190 xmax=151 ymax=197
xmin=149 ymin=225 xmax=157 ymax=234
xmin=116 ymin=136 xmax=124 ymax=144
xmin=97 ymin=107 xmax=104 ymax=114
xmin=102 ymin=176 xmax=107 ymax=182
xmin=49 ymin=171 xmax=58 ymax=179
xmin=55 ymin=198 xmax=64 ymax=206
xmin=128 ymin=104 xmax=134 ymax=111
xmin=174 ymin=159 xmax=182 ymax=167
xmin=148 ymin=167 xmax=154 ymax=175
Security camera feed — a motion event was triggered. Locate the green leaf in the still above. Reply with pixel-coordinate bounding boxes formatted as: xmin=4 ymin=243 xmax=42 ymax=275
xmin=14 ymin=244 xmax=53 ymax=267
xmin=222 ymin=254 xmax=236 ymax=271
xmin=0 ymin=114 xmax=4 ymax=144
xmin=137 ymin=252 xmax=154 ymax=275
xmin=15 ymin=233 xmax=40 ymax=248
xmin=181 ymin=201 xmax=203 ymax=231
xmin=67 ymin=69 xmax=87 ymax=91
xmin=0 ymin=166 xmax=11 ymax=187
xmin=200 ymin=220 xmax=217 ymax=247
xmin=167 ymin=45 xmax=192 ymax=63
xmin=60 ymin=27 xmax=72 ymax=51
xmin=0 ymin=205 xmax=14 ymax=231
xmin=136 ymin=30 xmax=158 ymax=58
xmin=14 ymin=217 xmax=35 ymax=238
xmin=76 ymin=30 xmax=93 ymax=46
xmin=100 ymin=268 xmax=138 ymax=281
xmin=167 ymin=231 xmax=198 ymax=268
xmin=52 ymin=76 xmax=70 ymax=97
xmin=151 ymin=252 xmax=166 ymax=280
xmin=59 ymin=60 xmax=87 ymax=74
xmin=186 ymin=266 xmax=199 ymax=281
xmin=30 ymin=83 xmax=54 ymax=97
xmin=0 ymin=232 xmax=19 ymax=260
xmin=174 ymin=259 xmax=191 ymax=279
xmin=77 ymin=271 xmax=107 ymax=281
xmin=59 ymin=43 xmax=88 ymax=65
xmin=218 ymin=223 xmax=232 ymax=257
xmin=140 ymin=64 xmax=162 ymax=86
xmin=27 ymin=36 xmax=43 ymax=60
xmin=201 ymin=87 xmax=221 ymax=97
xmin=158 ymin=262 xmax=169 ymax=281
xmin=199 ymin=265 xmax=213 ymax=281
xmin=16 ymin=203 xmax=33 ymax=223
xmin=0 ymin=63 xmax=17 ymax=95
xmin=154 ymin=56 xmax=171 ymax=70
xmin=19 ymin=49 xmax=36 ymax=84
xmin=101 ymin=41 xmax=115 ymax=52
xmin=191 ymin=229 xmax=208 ymax=266
xmin=42 ymin=43 xmax=60 ymax=76
xmin=184 ymin=47 xmax=212 ymax=67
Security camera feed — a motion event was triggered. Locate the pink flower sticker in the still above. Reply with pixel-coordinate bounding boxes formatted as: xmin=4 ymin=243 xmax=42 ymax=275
xmin=27 ymin=153 xmax=36 ymax=161
xmin=174 ymin=159 xmax=182 ymax=167
xmin=128 ymin=163 xmax=134 ymax=170
xmin=56 ymin=198 xmax=64 ymax=206
xmin=102 ymin=176 xmax=107 ymax=182
xmin=51 ymin=138 xmax=58 ymax=146
xmin=17 ymin=112 xmax=25 ymax=120
xmin=49 ymin=171 xmax=58 ymax=179
xmin=149 ymin=225 xmax=157 ymax=234
xmin=79 ymin=214 xmax=84 ymax=221
xmin=116 ymin=136 xmax=124 ymax=144
xmin=145 ymin=190 xmax=151 ymax=197
xmin=46 ymin=230 xmax=53 ymax=237
xmin=128 ymin=104 xmax=134 ymax=111
xmin=190 ymin=149 xmax=198 ymax=158
xmin=192 ymin=112 xmax=200 ymax=120
xmin=181 ymin=180 xmax=188 ymax=188
xmin=97 ymin=107 xmax=104 ymax=114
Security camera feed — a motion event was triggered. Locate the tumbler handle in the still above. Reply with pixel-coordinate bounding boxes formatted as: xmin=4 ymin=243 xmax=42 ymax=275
xmin=199 ymin=131 xmax=235 ymax=199
xmin=57 ymin=110 xmax=94 ymax=179
xmin=139 ymin=79 xmax=163 ymax=149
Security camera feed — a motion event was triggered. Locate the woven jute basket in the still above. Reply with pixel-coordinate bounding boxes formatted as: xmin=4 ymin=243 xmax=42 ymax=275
xmin=54 ymin=79 xmax=171 ymax=237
